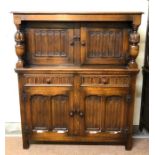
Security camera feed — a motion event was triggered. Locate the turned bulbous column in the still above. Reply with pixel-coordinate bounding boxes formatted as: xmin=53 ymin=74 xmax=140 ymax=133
xmin=15 ymin=25 xmax=25 ymax=68
xmin=128 ymin=25 xmax=140 ymax=68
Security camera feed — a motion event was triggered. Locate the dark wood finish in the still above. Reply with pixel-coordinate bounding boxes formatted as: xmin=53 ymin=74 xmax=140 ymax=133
xmin=139 ymin=21 xmax=149 ymax=132
xmin=13 ymin=12 xmax=142 ymax=150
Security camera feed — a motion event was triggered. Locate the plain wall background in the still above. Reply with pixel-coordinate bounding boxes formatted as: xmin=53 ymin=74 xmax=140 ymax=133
xmin=0 ymin=0 xmax=148 ymax=125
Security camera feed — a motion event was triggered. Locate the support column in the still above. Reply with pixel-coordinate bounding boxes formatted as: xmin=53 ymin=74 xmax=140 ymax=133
xmin=15 ymin=24 xmax=25 ymax=68
xmin=128 ymin=24 xmax=140 ymax=68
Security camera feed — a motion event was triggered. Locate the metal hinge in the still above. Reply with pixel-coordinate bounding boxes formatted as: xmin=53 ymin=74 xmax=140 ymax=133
xmin=23 ymin=91 xmax=27 ymax=104
xmin=126 ymin=94 xmax=131 ymax=103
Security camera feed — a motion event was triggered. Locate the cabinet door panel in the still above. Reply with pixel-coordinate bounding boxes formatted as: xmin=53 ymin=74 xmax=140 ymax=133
xmin=25 ymin=86 xmax=73 ymax=134
xmin=25 ymin=23 xmax=75 ymax=65
xmin=80 ymin=88 xmax=128 ymax=135
xmin=81 ymin=24 xmax=129 ymax=65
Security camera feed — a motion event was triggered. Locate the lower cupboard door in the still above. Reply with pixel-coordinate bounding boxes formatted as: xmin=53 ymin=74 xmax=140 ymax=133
xmin=24 ymin=86 xmax=74 ymax=135
xmin=79 ymin=88 xmax=129 ymax=135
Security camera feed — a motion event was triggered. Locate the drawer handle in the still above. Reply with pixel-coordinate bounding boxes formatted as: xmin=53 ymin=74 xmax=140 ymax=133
xmin=102 ymin=77 xmax=109 ymax=84
xmin=46 ymin=78 xmax=51 ymax=84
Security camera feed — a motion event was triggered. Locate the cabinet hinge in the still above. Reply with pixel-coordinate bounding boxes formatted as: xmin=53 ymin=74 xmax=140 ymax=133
xmin=23 ymin=91 xmax=27 ymax=104
xmin=126 ymin=94 xmax=131 ymax=103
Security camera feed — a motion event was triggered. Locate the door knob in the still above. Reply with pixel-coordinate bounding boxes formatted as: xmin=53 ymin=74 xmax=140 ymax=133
xmin=79 ymin=111 xmax=84 ymax=117
xmin=69 ymin=111 xmax=75 ymax=117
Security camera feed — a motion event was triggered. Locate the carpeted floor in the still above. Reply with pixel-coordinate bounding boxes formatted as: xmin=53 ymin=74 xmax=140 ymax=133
xmin=5 ymin=137 xmax=149 ymax=155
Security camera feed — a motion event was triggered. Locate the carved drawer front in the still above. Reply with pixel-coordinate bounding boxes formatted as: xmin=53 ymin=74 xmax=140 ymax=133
xmin=24 ymin=74 xmax=73 ymax=86
xmin=81 ymin=75 xmax=130 ymax=87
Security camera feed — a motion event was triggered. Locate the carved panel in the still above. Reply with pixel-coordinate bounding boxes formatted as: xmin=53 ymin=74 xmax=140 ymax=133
xmin=29 ymin=94 xmax=70 ymax=132
xmin=26 ymin=29 xmax=69 ymax=57
xmin=81 ymin=75 xmax=130 ymax=87
xmin=104 ymin=96 xmax=127 ymax=131
xmin=87 ymin=30 xmax=123 ymax=58
xmin=83 ymin=94 xmax=127 ymax=133
xmin=25 ymin=27 xmax=74 ymax=65
xmin=81 ymin=27 xmax=129 ymax=65
xmin=85 ymin=95 xmax=103 ymax=131
xmin=24 ymin=74 xmax=73 ymax=85
xmin=30 ymin=95 xmax=50 ymax=130
xmin=51 ymin=95 xmax=69 ymax=130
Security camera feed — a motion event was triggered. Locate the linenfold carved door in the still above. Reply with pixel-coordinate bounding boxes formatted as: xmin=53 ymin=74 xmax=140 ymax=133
xmin=24 ymin=86 xmax=74 ymax=135
xmin=80 ymin=23 xmax=129 ymax=65
xmin=25 ymin=23 xmax=75 ymax=65
xmin=79 ymin=88 xmax=129 ymax=135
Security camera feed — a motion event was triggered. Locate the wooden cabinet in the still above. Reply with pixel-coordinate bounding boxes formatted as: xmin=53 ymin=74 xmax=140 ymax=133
xmin=13 ymin=12 xmax=142 ymax=150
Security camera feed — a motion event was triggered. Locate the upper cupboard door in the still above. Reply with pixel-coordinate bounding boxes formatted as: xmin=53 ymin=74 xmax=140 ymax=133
xmin=81 ymin=23 xmax=129 ymax=65
xmin=25 ymin=23 xmax=76 ymax=65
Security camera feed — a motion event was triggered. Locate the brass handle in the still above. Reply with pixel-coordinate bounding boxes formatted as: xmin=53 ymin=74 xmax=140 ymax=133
xmin=102 ymin=77 xmax=109 ymax=84
xmin=81 ymin=41 xmax=86 ymax=46
xmin=69 ymin=111 xmax=75 ymax=117
xmin=46 ymin=78 xmax=51 ymax=84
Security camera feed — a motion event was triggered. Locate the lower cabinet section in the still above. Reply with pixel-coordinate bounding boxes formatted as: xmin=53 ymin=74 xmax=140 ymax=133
xmin=20 ymin=73 xmax=133 ymax=150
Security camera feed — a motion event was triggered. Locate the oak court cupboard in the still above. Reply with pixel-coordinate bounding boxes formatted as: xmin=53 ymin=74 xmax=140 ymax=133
xmin=13 ymin=12 xmax=142 ymax=150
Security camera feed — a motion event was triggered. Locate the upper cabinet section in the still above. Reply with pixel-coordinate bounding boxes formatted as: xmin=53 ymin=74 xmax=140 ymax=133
xmin=13 ymin=12 xmax=142 ymax=68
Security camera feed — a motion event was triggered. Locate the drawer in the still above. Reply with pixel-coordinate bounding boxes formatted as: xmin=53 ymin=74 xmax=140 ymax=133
xmin=24 ymin=74 xmax=73 ymax=86
xmin=80 ymin=75 xmax=130 ymax=87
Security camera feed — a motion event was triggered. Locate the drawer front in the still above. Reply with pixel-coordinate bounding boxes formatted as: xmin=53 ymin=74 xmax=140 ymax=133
xmin=24 ymin=74 xmax=73 ymax=86
xmin=81 ymin=75 xmax=130 ymax=87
